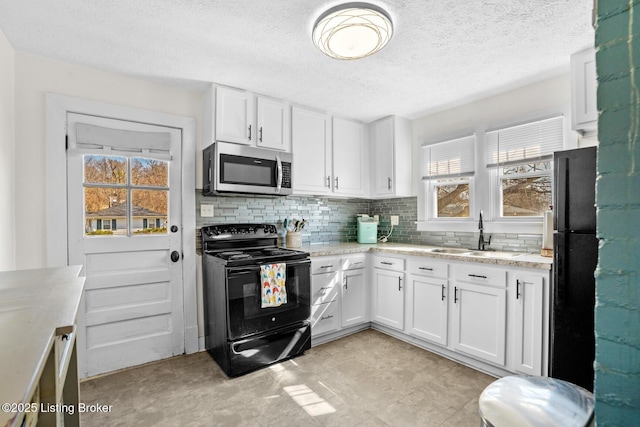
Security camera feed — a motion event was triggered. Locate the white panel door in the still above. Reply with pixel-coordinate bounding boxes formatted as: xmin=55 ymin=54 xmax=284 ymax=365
xmin=371 ymin=269 xmax=404 ymax=331
xmin=256 ymin=96 xmax=290 ymax=151
xmin=215 ymin=86 xmax=254 ymax=145
xmin=342 ymin=269 xmax=367 ymax=327
xmin=406 ymin=275 xmax=448 ymax=346
xmin=512 ymin=273 xmax=544 ymax=375
xmin=67 ymin=113 xmax=184 ymax=378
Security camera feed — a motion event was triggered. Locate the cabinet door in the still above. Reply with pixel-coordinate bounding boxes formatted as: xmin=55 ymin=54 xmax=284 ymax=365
xmin=372 ymin=117 xmax=395 ymax=196
xmin=512 ymin=273 xmax=544 ymax=375
xmin=215 ymin=87 xmax=254 ymax=145
xmin=451 ymin=281 xmax=506 ymax=366
xmin=571 ymin=48 xmax=598 ymax=131
xmin=332 ymin=117 xmax=365 ymax=196
xmin=342 ymin=269 xmax=367 ymax=327
xmin=291 ymin=106 xmax=332 ymax=195
xmin=406 ymin=275 xmax=448 ymax=346
xmin=371 ymin=269 xmax=404 ymax=331
xmin=257 ymin=97 xmax=290 ymax=151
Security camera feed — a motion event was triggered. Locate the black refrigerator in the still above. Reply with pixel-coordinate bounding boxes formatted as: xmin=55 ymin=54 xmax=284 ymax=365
xmin=550 ymin=146 xmax=598 ymax=391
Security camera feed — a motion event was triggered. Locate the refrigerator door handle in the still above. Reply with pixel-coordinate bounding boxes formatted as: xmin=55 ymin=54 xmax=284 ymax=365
xmin=554 ymin=233 xmax=566 ymax=307
xmin=556 ymin=157 xmax=569 ymax=231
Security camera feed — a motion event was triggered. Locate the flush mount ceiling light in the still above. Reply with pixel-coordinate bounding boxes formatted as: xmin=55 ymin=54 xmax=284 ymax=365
xmin=312 ymin=2 xmax=393 ymax=60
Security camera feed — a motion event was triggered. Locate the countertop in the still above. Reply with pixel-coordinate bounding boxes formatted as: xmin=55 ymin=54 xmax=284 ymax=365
xmin=0 ymin=266 xmax=85 ymax=427
xmin=298 ymin=242 xmax=552 ymax=270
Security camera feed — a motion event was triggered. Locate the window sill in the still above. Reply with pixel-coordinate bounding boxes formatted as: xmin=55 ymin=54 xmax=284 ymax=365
xmin=416 ymin=220 xmax=543 ymax=235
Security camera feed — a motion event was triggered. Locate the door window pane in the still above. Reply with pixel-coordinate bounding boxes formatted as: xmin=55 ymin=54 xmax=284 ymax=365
xmin=132 ymin=189 xmax=168 ymax=234
xmin=84 ymin=155 xmax=127 ymax=184
xmin=132 ymin=158 xmax=169 ymax=187
xmin=85 ymin=188 xmax=127 ymax=235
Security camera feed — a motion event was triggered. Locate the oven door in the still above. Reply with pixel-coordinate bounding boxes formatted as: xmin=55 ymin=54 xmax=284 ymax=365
xmin=226 ymin=258 xmax=310 ymax=340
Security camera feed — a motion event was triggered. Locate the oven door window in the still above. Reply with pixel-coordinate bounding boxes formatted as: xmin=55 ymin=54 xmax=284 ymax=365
xmin=220 ymin=154 xmax=277 ymax=187
xmin=226 ymin=260 xmax=311 ymax=339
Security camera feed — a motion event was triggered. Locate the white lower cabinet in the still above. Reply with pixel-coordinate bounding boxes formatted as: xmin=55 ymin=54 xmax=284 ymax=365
xmin=511 ymin=272 xmax=545 ymax=375
xmin=310 ymin=255 xmax=368 ymax=339
xmin=406 ymin=258 xmax=449 ymax=346
xmin=342 ymin=267 xmax=367 ymax=328
xmin=407 ymin=275 xmax=448 ymax=346
xmin=371 ymin=256 xmax=405 ymax=331
xmin=451 ymin=281 xmax=507 ymax=366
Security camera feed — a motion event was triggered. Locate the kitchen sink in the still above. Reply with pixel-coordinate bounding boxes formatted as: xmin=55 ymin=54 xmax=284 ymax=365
xmin=467 ymin=251 xmax=522 ymax=258
xmin=429 ymin=248 xmax=470 ymax=255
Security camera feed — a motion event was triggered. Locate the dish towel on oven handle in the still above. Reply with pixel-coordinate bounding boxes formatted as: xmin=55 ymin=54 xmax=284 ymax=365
xmin=261 ymin=263 xmax=287 ymax=308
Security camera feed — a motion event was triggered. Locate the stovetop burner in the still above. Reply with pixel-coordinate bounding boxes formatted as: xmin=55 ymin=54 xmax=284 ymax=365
xmin=201 ymin=223 xmax=309 ymax=266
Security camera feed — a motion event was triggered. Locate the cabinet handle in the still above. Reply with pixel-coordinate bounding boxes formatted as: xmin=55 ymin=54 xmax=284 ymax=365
xmin=454 ymin=286 xmax=458 ymax=303
xmin=248 ymin=124 xmax=252 ymax=140
xmin=398 ymin=277 xmax=403 ymax=291
xmin=320 ymin=265 xmax=334 ymax=269
xmin=468 ymin=273 xmax=487 ymax=279
xmin=335 ymin=176 xmax=339 ymax=189
xmin=441 ymin=284 xmax=446 ymax=301
xmin=321 ymin=314 xmax=334 ymax=320
xmin=380 ymin=261 xmax=393 ymax=265
xmin=351 ymin=262 xmax=363 ymax=265
xmin=419 ymin=267 xmax=433 ymax=271
xmin=344 ymin=275 xmax=348 ymax=290
xmin=388 ymin=177 xmax=392 ymax=190
xmin=208 ymin=166 xmax=212 ymax=182
xmin=259 ymin=126 xmax=263 ymax=142
xmin=318 ymin=286 xmax=327 ymax=294
xmin=326 ymin=176 xmax=331 ymax=188
xmin=516 ymin=279 xmax=521 ymax=299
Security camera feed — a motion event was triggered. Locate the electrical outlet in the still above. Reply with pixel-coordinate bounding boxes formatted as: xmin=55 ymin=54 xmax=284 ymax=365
xmin=390 ymin=215 xmax=399 ymax=225
xmin=200 ymin=204 xmax=214 ymax=218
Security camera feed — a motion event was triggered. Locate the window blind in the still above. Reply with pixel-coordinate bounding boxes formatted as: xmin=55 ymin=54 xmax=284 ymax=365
xmin=421 ymin=135 xmax=475 ymax=180
xmin=72 ymin=123 xmax=172 ymax=161
xmin=486 ymin=116 xmax=563 ymax=168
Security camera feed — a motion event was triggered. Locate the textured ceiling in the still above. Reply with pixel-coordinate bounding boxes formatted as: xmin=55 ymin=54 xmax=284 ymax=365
xmin=0 ymin=0 xmax=595 ymax=122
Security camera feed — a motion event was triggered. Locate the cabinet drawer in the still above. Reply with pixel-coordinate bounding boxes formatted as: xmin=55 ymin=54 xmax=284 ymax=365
xmin=311 ymin=272 xmax=339 ymax=304
xmin=311 ymin=302 xmax=340 ymax=336
xmin=311 ymin=258 xmax=340 ymax=274
xmin=342 ymin=256 xmax=366 ymax=271
xmin=408 ymin=258 xmax=447 ymax=278
xmin=372 ymin=256 xmax=405 ymax=272
xmin=455 ymin=264 xmax=506 ymax=287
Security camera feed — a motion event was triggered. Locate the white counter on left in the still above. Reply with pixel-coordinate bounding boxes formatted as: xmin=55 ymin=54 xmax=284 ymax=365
xmin=0 ymin=266 xmax=85 ymax=427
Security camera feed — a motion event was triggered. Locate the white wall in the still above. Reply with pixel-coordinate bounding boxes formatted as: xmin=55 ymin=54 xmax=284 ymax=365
xmin=411 ymin=73 xmax=577 ymax=194
xmin=0 ymin=31 xmax=15 ymax=271
xmin=13 ymin=53 xmax=203 ymax=268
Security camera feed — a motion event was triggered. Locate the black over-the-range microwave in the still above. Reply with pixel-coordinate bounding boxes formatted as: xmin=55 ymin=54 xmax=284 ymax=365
xmin=202 ymin=141 xmax=293 ymax=196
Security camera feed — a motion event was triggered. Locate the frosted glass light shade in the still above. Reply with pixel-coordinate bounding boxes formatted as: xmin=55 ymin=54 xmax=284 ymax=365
xmin=312 ymin=3 xmax=393 ymax=60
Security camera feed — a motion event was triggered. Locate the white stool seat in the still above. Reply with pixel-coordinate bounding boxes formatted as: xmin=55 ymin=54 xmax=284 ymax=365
xmin=479 ymin=376 xmax=594 ymax=427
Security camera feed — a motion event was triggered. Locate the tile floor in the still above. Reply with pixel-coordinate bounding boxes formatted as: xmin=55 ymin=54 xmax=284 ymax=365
xmin=80 ymin=329 xmax=495 ymax=426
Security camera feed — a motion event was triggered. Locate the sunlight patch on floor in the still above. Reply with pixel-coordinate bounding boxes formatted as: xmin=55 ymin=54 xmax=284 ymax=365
xmin=284 ymin=384 xmax=337 ymax=416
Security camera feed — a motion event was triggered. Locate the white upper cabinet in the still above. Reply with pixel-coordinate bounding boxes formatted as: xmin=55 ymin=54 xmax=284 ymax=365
xmin=369 ymin=115 xmax=412 ymax=198
xmin=256 ymin=96 xmax=290 ymax=151
xmin=292 ymin=106 xmax=332 ymax=195
xmin=203 ymin=85 xmax=291 ymax=150
xmin=571 ymin=47 xmax=598 ymax=134
xmin=332 ymin=117 xmax=366 ymax=196
xmin=292 ymin=108 xmax=366 ymax=197
xmin=215 ymin=86 xmax=255 ymax=145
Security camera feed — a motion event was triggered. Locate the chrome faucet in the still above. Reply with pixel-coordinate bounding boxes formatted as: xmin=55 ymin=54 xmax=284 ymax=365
xmin=478 ymin=210 xmax=491 ymax=251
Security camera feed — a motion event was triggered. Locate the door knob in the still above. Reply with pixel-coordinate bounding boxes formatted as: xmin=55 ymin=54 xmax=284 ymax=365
xmin=170 ymin=225 xmax=178 ymax=233
xmin=171 ymin=251 xmax=180 ymax=262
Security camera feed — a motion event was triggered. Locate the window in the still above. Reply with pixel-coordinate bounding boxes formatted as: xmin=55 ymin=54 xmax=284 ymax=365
xmin=486 ymin=116 xmax=563 ymax=218
xmin=421 ymin=135 xmax=475 ymax=219
xmin=83 ymin=155 xmax=169 ymax=236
